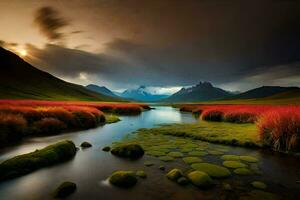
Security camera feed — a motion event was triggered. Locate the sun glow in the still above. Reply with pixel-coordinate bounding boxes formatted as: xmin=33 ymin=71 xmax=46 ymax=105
xmin=19 ymin=49 xmax=27 ymax=57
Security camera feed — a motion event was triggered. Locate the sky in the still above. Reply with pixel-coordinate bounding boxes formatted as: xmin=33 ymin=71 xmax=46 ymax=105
xmin=0 ymin=0 xmax=299 ymax=94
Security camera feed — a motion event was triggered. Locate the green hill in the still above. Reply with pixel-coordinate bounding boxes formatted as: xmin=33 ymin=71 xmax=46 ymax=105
xmin=207 ymin=89 xmax=300 ymax=105
xmin=0 ymin=47 xmax=122 ymax=101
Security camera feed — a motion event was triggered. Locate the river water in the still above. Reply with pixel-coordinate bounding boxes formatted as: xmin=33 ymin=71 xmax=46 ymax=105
xmin=0 ymin=106 xmax=299 ymax=199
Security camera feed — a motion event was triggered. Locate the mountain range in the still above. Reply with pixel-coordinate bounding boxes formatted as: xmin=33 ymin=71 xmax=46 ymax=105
xmin=118 ymin=86 xmax=169 ymax=101
xmin=162 ymin=82 xmax=233 ymax=102
xmin=86 ymin=84 xmax=119 ymax=98
xmin=0 ymin=47 xmax=121 ymax=101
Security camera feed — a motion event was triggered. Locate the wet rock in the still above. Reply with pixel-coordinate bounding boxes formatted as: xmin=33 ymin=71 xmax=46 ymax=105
xmin=81 ymin=141 xmax=92 ymax=148
xmin=182 ymin=157 xmax=203 ymax=164
xmin=111 ymin=143 xmax=144 ymax=159
xmin=102 ymin=146 xmax=111 ymax=152
xmin=191 ymin=163 xmax=231 ymax=178
xmin=109 ymin=171 xmax=137 ymax=188
xmin=158 ymin=156 xmax=174 ymax=162
xmin=239 ymin=156 xmax=258 ymax=163
xmin=159 ymin=165 xmax=165 ymax=170
xmin=136 ymin=170 xmax=147 ymax=178
xmin=234 ymin=168 xmax=252 ymax=175
xmin=0 ymin=140 xmax=76 ymax=181
xmin=166 ymin=168 xmax=183 ymax=181
xmin=187 ymin=171 xmax=213 ymax=188
xmin=144 ymin=161 xmax=154 ymax=167
xmin=223 ymin=161 xmax=247 ymax=169
xmin=54 ymin=181 xmax=77 ymax=198
xmin=177 ymin=177 xmax=189 ymax=185
xmin=221 ymin=154 xmax=240 ymax=161
xmin=251 ymin=181 xmax=267 ymax=190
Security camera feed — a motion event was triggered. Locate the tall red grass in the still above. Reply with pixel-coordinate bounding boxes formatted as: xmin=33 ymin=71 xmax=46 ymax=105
xmin=0 ymin=100 xmax=149 ymax=146
xmin=179 ymin=104 xmax=300 ymax=152
xmin=0 ymin=114 xmax=27 ymax=146
xmin=257 ymin=109 xmax=300 ymax=152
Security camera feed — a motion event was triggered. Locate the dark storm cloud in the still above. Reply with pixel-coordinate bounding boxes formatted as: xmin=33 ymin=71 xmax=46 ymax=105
xmin=26 ymin=0 xmax=300 ymax=90
xmin=34 ymin=6 xmax=69 ymax=41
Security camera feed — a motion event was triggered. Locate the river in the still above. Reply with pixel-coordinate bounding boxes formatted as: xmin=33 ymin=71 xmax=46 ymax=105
xmin=0 ymin=106 xmax=299 ymax=199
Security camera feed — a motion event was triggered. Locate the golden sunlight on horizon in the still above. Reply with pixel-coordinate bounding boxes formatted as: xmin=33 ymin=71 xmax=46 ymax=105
xmin=19 ymin=49 xmax=27 ymax=57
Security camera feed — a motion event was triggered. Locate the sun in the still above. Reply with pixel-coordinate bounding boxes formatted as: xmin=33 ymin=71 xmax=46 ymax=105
xmin=19 ymin=49 xmax=27 ymax=57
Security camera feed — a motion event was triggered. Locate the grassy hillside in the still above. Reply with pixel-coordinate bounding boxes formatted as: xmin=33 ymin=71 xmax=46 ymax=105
xmin=205 ymin=89 xmax=300 ymax=105
xmin=0 ymin=47 xmax=122 ymax=101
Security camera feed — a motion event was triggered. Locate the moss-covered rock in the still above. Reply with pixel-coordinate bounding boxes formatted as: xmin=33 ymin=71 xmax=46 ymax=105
xmin=146 ymin=150 xmax=166 ymax=157
xmin=166 ymin=168 xmax=183 ymax=181
xmin=191 ymin=163 xmax=231 ymax=178
xmin=167 ymin=152 xmax=184 ymax=158
xmin=223 ymin=161 xmax=247 ymax=169
xmin=251 ymin=181 xmax=267 ymax=190
xmin=177 ymin=177 xmax=189 ymax=185
xmin=234 ymin=168 xmax=252 ymax=175
xmin=144 ymin=161 xmax=154 ymax=167
xmin=188 ymin=151 xmax=207 ymax=156
xmin=221 ymin=154 xmax=240 ymax=161
xmin=182 ymin=157 xmax=203 ymax=164
xmin=136 ymin=170 xmax=147 ymax=178
xmin=239 ymin=156 xmax=258 ymax=163
xmin=80 ymin=141 xmax=92 ymax=148
xmin=102 ymin=146 xmax=111 ymax=152
xmin=54 ymin=181 xmax=77 ymax=198
xmin=111 ymin=143 xmax=144 ymax=159
xmin=109 ymin=171 xmax=137 ymax=188
xmin=0 ymin=140 xmax=76 ymax=181
xmin=187 ymin=171 xmax=213 ymax=188
xmin=222 ymin=183 xmax=232 ymax=191
xmin=158 ymin=156 xmax=174 ymax=162
xmin=159 ymin=165 xmax=165 ymax=170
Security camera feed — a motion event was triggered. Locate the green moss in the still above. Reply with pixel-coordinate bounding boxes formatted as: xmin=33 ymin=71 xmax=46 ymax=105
xmin=180 ymin=148 xmax=194 ymax=153
xmin=187 ymin=171 xmax=213 ymax=188
xmin=104 ymin=114 xmax=121 ymax=124
xmin=131 ymin=121 xmax=261 ymax=148
xmin=144 ymin=161 xmax=154 ymax=167
xmin=182 ymin=157 xmax=203 ymax=164
xmin=221 ymin=155 xmax=240 ymax=161
xmin=146 ymin=150 xmax=166 ymax=157
xmin=207 ymin=150 xmax=224 ymax=155
xmin=81 ymin=141 xmax=92 ymax=148
xmin=188 ymin=151 xmax=207 ymax=156
xmin=223 ymin=161 xmax=247 ymax=169
xmin=0 ymin=140 xmax=76 ymax=181
xmin=251 ymin=181 xmax=267 ymax=190
xmin=239 ymin=156 xmax=258 ymax=163
xmin=102 ymin=146 xmax=111 ymax=152
xmin=109 ymin=171 xmax=137 ymax=188
xmin=222 ymin=183 xmax=232 ymax=191
xmin=234 ymin=168 xmax=252 ymax=175
xmin=167 ymin=152 xmax=184 ymax=158
xmin=166 ymin=168 xmax=183 ymax=181
xmin=159 ymin=165 xmax=165 ymax=170
xmin=54 ymin=181 xmax=77 ymax=198
xmin=177 ymin=177 xmax=189 ymax=185
xmin=191 ymin=163 xmax=231 ymax=178
xmin=111 ymin=143 xmax=144 ymax=159
xmin=158 ymin=156 xmax=174 ymax=162
xmin=136 ymin=170 xmax=147 ymax=178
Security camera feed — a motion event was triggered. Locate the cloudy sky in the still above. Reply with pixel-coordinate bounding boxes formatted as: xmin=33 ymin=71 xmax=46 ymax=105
xmin=0 ymin=0 xmax=299 ymax=93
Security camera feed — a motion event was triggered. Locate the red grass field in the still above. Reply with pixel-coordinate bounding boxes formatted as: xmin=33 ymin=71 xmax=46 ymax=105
xmin=178 ymin=104 xmax=300 ymax=152
xmin=0 ymin=100 xmax=149 ymax=146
